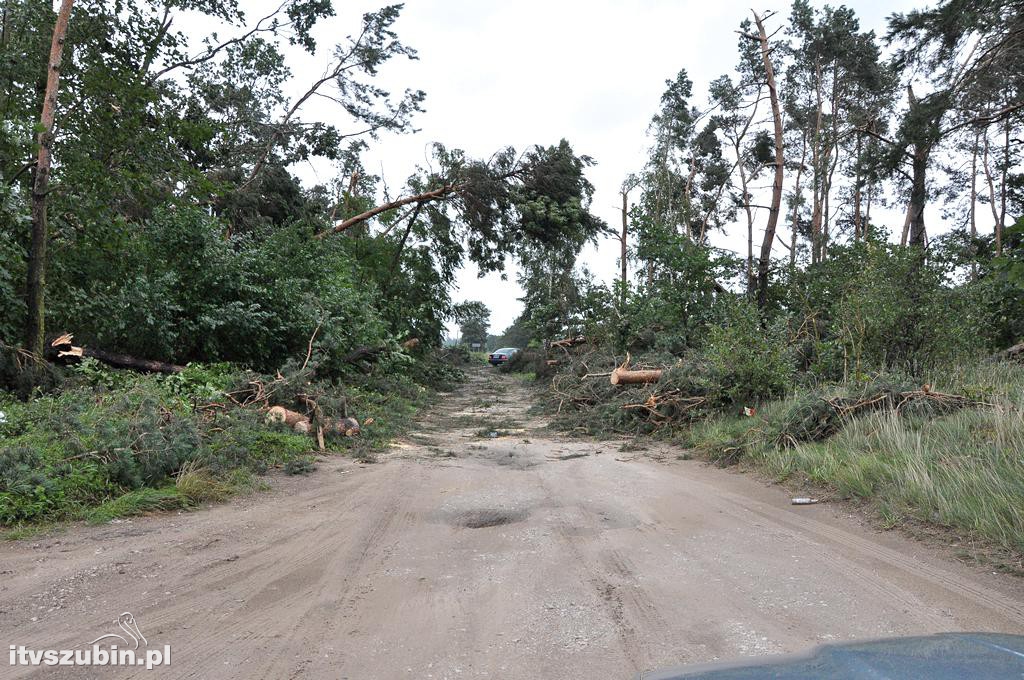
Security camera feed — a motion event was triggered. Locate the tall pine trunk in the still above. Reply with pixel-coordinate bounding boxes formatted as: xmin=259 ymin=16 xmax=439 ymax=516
xmin=25 ymin=0 xmax=74 ymax=355
xmin=619 ymin=188 xmax=628 ymax=304
xmin=907 ymin=143 xmax=928 ymax=246
xmin=753 ymin=10 xmax=783 ymax=309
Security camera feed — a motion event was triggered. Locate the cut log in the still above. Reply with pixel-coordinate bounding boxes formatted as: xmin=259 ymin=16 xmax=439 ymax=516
xmin=610 ymin=367 xmax=663 ymax=385
xmin=46 ymin=334 xmax=184 ymax=373
xmin=401 ymin=338 xmax=420 ymax=350
xmin=266 ymin=406 xmax=309 ymax=428
xmin=609 ymin=352 xmax=662 ymax=385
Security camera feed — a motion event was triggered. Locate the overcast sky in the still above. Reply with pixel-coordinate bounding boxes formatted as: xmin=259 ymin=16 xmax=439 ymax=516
xmin=272 ymin=0 xmax=924 ymax=338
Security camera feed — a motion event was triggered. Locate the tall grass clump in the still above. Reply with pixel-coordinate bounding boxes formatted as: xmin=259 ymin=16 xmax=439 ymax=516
xmin=750 ymin=361 xmax=1024 ymax=553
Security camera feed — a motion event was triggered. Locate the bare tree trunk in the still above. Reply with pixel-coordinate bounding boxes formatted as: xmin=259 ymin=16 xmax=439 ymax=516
xmin=318 ymin=184 xmax=458 ymax=238
xmin=905 ymin=87 xmax=928 ymax=248
xmin=683 ymin=155 xmax=697 ymax=239
xmin=865 ymin=180 xmax=873 ymax=224
xmin=970 ymin=132 xmax=979 ymax=280
xmin=752 ymin=11 xmax=784 ymax=309
xmin=810 ymin=60 xmax=824 ymax=264
xmin=822 ymin=143 xmax=839 ymax=259
xmin=790 ymin=133 xmax=808 ymax=270
xmin=900 ymin=206 xmax=912 ymax=246
xmin=982 ymin=130 xmax=1001 ymax=245
xmin=25 ymin=0 xmax=74 ymax=356
xmin=853 ymin=133 xmax=863 ymax=239
xmin=907 ymin=144 xmax=928 ymax=246
xmin=997 ymin=119 xmax=1009 ymax=256
xmin=619 ymin=188 xmax=628 ymax=304
xmin=739 ymin=160 xmax=754 ymax=296
xmin=821 ymin=62 xmax=841 ymax=258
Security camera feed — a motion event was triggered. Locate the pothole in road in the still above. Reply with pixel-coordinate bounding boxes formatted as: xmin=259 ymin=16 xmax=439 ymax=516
xmin=453 ymin=508 xmax=528 ymax=529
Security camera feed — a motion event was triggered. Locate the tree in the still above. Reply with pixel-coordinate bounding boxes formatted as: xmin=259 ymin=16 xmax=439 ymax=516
xmin=24 ymin=0 xmax=73 ymax=356
xmin=743 ymin=10 xmax=784 ymax=309
xmin=886 ymin=0 xmax=1024 ymax=248
xmin=618 ymin=174 xmax=641 ymax=304
xmin=784 ymin=0 xmax=894 ymax=260
xmin=454 ymin=301 xmax=489 ymax=348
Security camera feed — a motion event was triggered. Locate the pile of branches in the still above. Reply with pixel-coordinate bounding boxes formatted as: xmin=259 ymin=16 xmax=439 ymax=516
xmin=200 ymin=359 xmax=362 ymax=450
xmin=771 ymin=380 xmax=1003 ymax=448
xmin=546 ymin=350 xmax=718 ymax=435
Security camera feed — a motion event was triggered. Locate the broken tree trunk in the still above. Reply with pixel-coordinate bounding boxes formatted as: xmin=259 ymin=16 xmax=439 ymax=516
xmin=317 ymin=184 xmax=460 ymax=238
xmin=47 ymin=334 xmax=184 ymax=373
xmin=25 ymin=0 xmax=75 ymax=356
xmin=610 ymin=354 xmax=662 ymax=385
xmin=750 ymin=10 xmax=784 ymax=309
xmin=610 ymin=367 xmax=663 ymax=385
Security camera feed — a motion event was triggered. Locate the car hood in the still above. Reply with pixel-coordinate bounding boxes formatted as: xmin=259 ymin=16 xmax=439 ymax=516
xmin=639 ymin=633 xmax=1024 ymax=680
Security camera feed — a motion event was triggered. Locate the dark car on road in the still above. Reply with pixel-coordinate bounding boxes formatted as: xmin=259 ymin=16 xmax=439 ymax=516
xmin=487 ymin=347 xmax=518 ymax=366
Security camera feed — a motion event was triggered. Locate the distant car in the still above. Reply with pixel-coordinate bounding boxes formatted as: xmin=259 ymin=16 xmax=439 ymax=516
xmin=487 ymin=347 xmax=519 ymax=366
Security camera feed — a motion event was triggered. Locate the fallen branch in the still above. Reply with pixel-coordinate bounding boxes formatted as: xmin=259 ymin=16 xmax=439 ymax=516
xmin=47 ymin=334 xmax=184 ymax=374
xmin=550 ymin=335 xmax=586 ymax=349
xmin=317 ymin=184 xmax=460 ymax=238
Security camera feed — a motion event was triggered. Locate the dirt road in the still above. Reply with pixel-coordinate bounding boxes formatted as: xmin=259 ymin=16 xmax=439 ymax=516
xmin=2 ymin=368 xmax=1023 ymax=678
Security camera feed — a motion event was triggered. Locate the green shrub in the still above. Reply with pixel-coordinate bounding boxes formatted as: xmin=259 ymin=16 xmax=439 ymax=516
xmin=702 ymin=301 xmax=794 ymax=405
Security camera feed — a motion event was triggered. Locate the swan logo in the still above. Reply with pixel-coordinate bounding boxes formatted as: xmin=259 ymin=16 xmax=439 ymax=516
xmin=8 ymin=612 xmax=171 ymax=670
xmin=88 ymin=612 xmax=148 ymax=649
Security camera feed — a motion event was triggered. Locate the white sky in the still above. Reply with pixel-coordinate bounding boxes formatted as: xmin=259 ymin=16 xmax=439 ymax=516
xmin=260 ymin=0 xmax=925 ymax=337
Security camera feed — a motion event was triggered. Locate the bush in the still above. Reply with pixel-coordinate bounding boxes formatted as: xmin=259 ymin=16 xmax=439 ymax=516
xmin=701 ymin=301 xmax=794 ymax=405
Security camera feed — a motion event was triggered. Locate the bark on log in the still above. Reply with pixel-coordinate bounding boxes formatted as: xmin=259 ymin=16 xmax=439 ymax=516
xmin=610 ymin=367 xmax=663 ymax=385
xmin=47 ymin=334 xmax=184 ymax=373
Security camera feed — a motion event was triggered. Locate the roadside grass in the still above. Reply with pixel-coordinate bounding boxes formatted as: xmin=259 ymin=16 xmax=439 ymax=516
xmin=684 ymin=361 xmax=1024 ymax=555
xmin=175 ymin=460 xmax=231 ymax=504
xmin=1 ymin=355 xmax=463 ymax=532
xmin=85 ymin=487 xmax=190 ymax=524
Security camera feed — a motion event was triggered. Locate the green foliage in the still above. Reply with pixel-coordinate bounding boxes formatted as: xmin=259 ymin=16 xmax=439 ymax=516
xmin=702 ymin=301 xmax=794 ymax=405
xmin=787 ymin=241 xmax=987 ymax=378
xmin=983 ymin=218 xmax=1024 ymax=347
xmin=0 ymin=346 xmax=457 ymax=526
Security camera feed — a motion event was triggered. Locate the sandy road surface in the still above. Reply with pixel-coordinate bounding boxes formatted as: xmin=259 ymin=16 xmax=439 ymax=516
xmin=2 ymin=368 xmax=1022 ymax=679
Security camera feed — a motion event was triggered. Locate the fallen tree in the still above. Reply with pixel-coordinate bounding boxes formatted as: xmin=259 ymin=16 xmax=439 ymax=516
xmin=46 ymin=334 xmax=184 ymax=374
